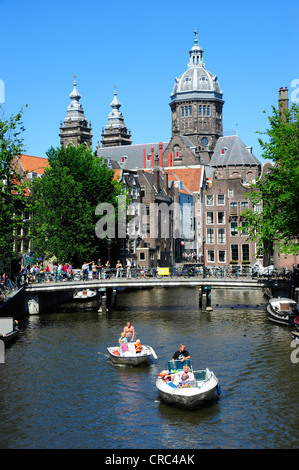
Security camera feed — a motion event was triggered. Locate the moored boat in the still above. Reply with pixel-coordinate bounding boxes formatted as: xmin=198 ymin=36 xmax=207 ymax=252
xmin=291 ymin=331 xmax=299 ymax=341
xmin=107 ymin=341 xmax=157 ymax=366
xmin=73 ymin=289 xmax=97 ymax=301
xmin=156 ymin=360 xmax=220 ymax=410
xmin=0 ymin=317 xmax=19 ymax=344
xmin=267 ymin=297 xmax=299 ymax=326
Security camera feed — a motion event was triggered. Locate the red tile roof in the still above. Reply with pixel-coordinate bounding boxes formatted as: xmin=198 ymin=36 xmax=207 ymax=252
xmin=165 ymin=167 xmax=202 ymax=193
xmin=16 ymin=154 xmax=49 ymax=175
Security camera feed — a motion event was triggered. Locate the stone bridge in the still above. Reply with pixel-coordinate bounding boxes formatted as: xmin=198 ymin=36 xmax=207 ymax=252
xmin=22 ymin=277 xmax=289 ymax=315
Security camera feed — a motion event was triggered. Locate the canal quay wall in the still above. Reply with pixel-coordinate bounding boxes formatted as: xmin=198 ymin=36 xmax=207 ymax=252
xmin=0 ymin=277 xmax=293 ymax=318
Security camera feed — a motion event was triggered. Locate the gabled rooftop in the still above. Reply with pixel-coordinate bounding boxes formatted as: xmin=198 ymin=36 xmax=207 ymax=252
xmin=210 ymin=135 xmax=260 ymax=167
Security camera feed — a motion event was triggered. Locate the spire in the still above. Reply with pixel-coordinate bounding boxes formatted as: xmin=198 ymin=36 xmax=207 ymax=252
xmin=189 ymin=28 xmax=204 ymax=67
xmin=101 ymin=87 xmax=132 ymax=147
xmin=69 ymin=74 xmax=81 ymax=102
xmin=59 ymin=75 xmax=92 ymax=148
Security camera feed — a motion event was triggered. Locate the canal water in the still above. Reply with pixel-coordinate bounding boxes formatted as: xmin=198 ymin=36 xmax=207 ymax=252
xmin=0 ymin=286 xmax=298 ymax=449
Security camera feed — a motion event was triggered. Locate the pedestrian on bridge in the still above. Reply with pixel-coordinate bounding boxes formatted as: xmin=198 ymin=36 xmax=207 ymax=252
xmin=126 ymin=259 xmax=132 ymax=278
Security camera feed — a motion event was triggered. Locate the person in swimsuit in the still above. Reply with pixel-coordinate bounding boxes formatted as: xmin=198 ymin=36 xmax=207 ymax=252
xmin=123 ymin=321 xmax=135 ymax=342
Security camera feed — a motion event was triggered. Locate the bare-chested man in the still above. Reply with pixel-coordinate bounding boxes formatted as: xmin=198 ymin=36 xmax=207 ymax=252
xmin=123 ymin=321 xmax=135 ymax=342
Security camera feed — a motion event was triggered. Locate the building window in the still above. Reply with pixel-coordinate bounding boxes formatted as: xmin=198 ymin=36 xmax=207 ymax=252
xmin=139 ymin=252 xmax=145 ymax=261
xmin=242 ymin=244 xmax=249 ymax=261
xmin=189 ymin=106 xmax=192 ymax=116
xmin=199 ymin=105 xmax=202 ymax=116
xmin=203 ymin=106 xmax=206 ymax=116
xmin=207 ymin=105 xmax=210 ymax=116
xmin=185 ymin=106 xmax=188 ymax=117
xmin=140 ymin=187 xmax=145 ymax=198
xmin=230 ymin=202 xmax=238 ymax=215
xmin=241 ymin=201 xmax=248 ymax=208
xmin=218 ymin=250 xmax=226 ymax=263
xmin=207 ymin=250 xmax=215 ymax=262
xmin=206 ymin=212 xmax=214 ymax=224
xmin=228 ymin=189 xmax=234 ymax=197
xmin=218 ymin=228 xmax=225 ymax=244
xmin=217 ymin=211 xmax=225 ymax=224
xmin=217 ymin=194 xmax=225 ymax=205
xmin=181 ymin=107 xmax=184 ymax=117
xmin=206 ymin=194 xmax=214 ymax=206
xmin=230 ymin=222 xmax=238 ymax=236
xmin=207 ymin=228 xmax=214 ymax=244
xmin=231 ymin=244 xmax=238 ymax=262
xmin=241 ymin=221 xmax=248 ymax=235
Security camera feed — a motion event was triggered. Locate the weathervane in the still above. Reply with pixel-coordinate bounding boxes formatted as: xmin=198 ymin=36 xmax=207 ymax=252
xmin=194 ymin=28 xmax=198 ymax=45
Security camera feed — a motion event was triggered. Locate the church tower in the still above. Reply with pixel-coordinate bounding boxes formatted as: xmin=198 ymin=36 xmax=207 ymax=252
xmin=164 ymin=30 xmax=224 ymax=166
xmin=59 ymin=76 xmax=92 ymax=148
xmin=101 ymin=87 xmax=132 ymax=147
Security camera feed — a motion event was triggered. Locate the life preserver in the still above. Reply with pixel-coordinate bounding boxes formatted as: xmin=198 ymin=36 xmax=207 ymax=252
xmin=158 ymin=373 xmax=171 ymax=381
xmin=135 ymin=344 xmax=142 ymax=353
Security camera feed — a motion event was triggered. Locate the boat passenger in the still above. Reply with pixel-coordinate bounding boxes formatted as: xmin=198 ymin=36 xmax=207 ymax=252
xmin=135 ymin=339 xmax=142 ymax=354
xmin=123 ymin=321 xmax=135 ymax=342
xmin=118 ymin=332 xmax=128 ymax=344
xmin=118 ymin=337 xmax=129 ymax=355
xmin=172 ymin=344 xmax=190 ymax=363
xmin=172 ymin=365 xmax=195 ymax=388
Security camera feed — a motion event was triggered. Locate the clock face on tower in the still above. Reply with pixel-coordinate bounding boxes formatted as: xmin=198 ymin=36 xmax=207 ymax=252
xmin=201 ymin=137 xmax=209 ymax=146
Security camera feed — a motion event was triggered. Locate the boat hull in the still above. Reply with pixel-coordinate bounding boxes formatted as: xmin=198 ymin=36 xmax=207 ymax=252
xmin=156 ymin=369 xmax=220 ymax=410
xmin=0 ymin=328 xmax=19 ymax=344
xmin=267 ymin=297 xmax=298 ymax=326
xmin=107 ymin=345 xmax=154 ymax=366
xmin=73 ymin=289 xmax=97 ymax=301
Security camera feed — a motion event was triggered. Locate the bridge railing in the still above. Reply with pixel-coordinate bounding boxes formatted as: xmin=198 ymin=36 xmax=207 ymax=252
xmin=16 ymin=265 xmax=293 ymax=286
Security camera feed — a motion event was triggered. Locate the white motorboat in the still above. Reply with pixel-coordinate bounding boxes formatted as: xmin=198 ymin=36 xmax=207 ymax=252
xmin=73 ymin=289 xmax=97 ymax=301
xmin=107 ymin=342 xmax=157 ymax=366
xmin=156 ymin=360 xmax=221 ymax=410
xmin=0 ymin=317 xmax=19 ymax=344
xmin=267 ymin=297 xmax=299 ymax=326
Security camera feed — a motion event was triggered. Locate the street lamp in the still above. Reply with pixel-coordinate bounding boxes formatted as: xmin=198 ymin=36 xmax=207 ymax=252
xmin=107 ymin=238 xmax=111 ymax=263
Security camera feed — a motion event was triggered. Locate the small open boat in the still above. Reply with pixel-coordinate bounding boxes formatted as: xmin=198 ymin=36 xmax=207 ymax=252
xmin=267 ymin=297 xmax=299 ymax=326
xmin=0 ymin=317 xmax=19 ymax=344
xmin=156 ymin=360 xmax=220 ymax=410
xmin=107 ymin=342 xmax=158 ymax=366
xmin=73 ymin=289 xmax=97 ymax=301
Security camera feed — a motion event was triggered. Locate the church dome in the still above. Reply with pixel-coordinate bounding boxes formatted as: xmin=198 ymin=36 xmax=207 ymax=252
xmin=171 ymin=30 xmax=223 ymax=104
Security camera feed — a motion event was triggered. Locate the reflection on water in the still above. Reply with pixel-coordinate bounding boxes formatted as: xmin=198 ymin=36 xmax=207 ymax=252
xmin=0 ymin=287 xmax=298 ymax=449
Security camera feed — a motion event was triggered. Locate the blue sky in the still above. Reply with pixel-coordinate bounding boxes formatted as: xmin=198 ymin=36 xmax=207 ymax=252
xmin=1 ymin=0 xmax=298 ymax=163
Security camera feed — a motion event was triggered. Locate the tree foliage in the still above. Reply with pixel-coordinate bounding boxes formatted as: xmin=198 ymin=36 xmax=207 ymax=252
xmin=0 ymin=106 xmax=30 ymax=266
xmin=30 ymin=145 xmax=125 ymax=266
xmin=243 ymin=102 xmax=299 ymax=254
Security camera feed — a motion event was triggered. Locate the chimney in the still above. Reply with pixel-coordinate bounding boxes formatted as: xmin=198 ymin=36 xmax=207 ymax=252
xmin=151 ymin=147 xmax=154 ymax=168
xmin=153 ymin=168 xmax=160 ymax=192
xmin=164 ymin=172 xmax=169 ymax=193
xmin=278 ymin=87 xmax=289 ymax=112
xmin=159 ymin=142 xmax=163 ymax=167
xmin=167 ymin=153 xmax=171 ymax=166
